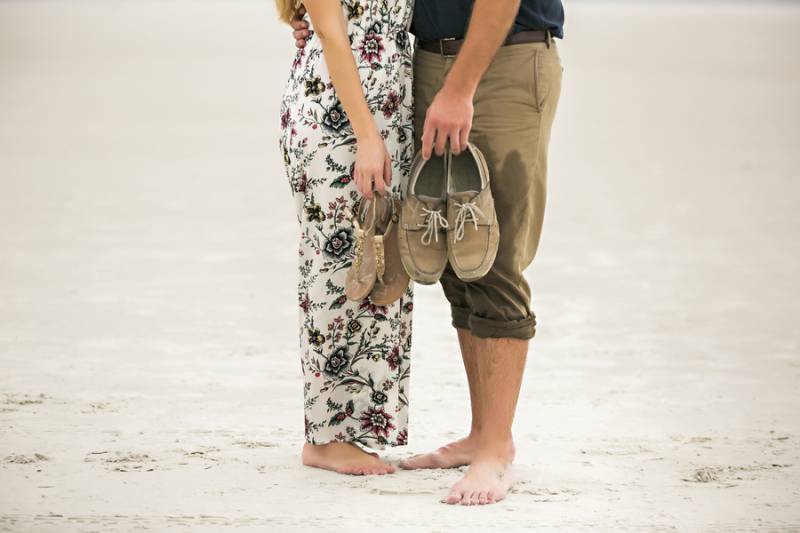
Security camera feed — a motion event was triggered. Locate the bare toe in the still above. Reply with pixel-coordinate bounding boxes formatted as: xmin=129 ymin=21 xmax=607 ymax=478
xmin=398 ymin=456 xmax=415 ymax=469
xmin=478 ymin=491 xmax=488 ymax=505
xmin=400 ymin=454 xmax=432 ymax=470
xmin=462 ymin=491 xmax=479 ymax=506
xmin=446 ymin=487 xmax=463 ymax=505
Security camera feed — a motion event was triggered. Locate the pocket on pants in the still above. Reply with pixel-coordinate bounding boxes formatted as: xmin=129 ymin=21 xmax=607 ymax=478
xmin=531 ymin=45 xmax=562 ymax=113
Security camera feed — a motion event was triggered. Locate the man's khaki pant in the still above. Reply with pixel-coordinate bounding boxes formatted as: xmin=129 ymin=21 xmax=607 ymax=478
xmin=413 ymin=40 xmax=563 ymax=340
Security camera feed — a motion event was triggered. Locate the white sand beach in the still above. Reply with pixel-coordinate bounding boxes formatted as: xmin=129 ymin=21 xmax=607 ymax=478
xmin=1 ymin=1 xmax=799 ymax=531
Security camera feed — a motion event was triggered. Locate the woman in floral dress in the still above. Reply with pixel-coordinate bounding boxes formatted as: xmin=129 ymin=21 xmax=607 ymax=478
xmin=277 ymin=0 xmax=414 ymax=475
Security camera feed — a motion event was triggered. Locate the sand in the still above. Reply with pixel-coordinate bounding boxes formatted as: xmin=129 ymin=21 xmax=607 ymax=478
xmin=1 ymin=1 xmax=799 ymax=531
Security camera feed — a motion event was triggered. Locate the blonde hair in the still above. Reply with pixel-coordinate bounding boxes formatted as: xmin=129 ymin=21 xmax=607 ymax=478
xmin=276 ymin=0 xmax=299 ymax=24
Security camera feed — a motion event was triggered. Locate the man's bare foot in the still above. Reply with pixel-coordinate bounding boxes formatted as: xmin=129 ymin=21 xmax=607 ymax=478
xmin=444 ymin=455 xmax=515 ymax=505
xmin=399 ymin=435 xmax=478 ymax=470
xmin=400 ymin=435 xmax=516 ymax=471
xmin=302 ymin=442 xmax=395 ymax=475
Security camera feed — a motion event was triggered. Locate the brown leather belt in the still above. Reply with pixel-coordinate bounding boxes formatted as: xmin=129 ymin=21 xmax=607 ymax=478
xmin=418 ymin=29 xmax=551 ymax=57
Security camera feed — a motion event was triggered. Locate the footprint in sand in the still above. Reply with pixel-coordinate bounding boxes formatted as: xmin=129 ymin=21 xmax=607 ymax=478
xmin=2 ymin=393 xmax=48 ymax=406
xmin=233 ymin=440 xmax=279 ymax=449
xmin=181 ymin=446 xmax=222 ymax=465
xmin=510 ymin=483 xmax=580 ymax=502
xmin=684 ymin=463 xmax=793 ymax=485
xmin=84 ymin=451 xmax=157 ymax=472
xmin=369 ymin=488 xmax=439 ymax=496
xmin=1 ymin=393 xmax=49 ymax=412
xmin=3 ymin=453 xmax=49 ymax=464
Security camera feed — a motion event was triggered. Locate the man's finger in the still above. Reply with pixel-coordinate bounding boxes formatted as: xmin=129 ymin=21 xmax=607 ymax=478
xmin=421 ymin=116 xmax=436 ymax=160
xmin=450 ymin=130 xmax=462 ymax=155
xmin=293 ymin=29 xmax=309 ymax=39
xmin=459 ymin=127 xmax=470 ymax=152
xmin=434 ymin=126 xmax=449 ymax=157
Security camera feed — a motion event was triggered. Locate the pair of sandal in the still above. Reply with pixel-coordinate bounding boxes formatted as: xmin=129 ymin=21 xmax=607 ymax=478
xmin=345 ymin=196 xmax=410 ymax=305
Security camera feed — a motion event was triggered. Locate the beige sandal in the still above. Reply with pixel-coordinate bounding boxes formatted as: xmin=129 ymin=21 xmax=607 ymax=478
xmin=345 ymin=199 xmax=379 ymax=301
xmin=370 ymin=198 xmax=411 ymax=306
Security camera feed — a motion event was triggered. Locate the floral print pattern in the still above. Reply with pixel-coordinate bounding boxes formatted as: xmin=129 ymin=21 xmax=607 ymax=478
xmin=279 ymin=0 xmax=414 ymax=449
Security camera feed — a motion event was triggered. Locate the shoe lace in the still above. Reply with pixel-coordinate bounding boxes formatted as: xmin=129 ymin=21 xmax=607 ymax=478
xmin=420 ymin=207 xmax=449 ymax=246
xmin=453 ymin=201 xmax=484 ymax=242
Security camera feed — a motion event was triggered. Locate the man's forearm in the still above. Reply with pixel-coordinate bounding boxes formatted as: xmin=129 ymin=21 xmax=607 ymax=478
xmin=442 ymin=0 xmax=521 ymax=97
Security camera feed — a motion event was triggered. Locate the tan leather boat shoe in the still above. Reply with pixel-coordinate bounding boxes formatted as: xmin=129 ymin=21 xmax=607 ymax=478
xmin=398 ymin=152 xmax=449 ymax=285
xmin=446 ymin=143 xmax=500 ymax=282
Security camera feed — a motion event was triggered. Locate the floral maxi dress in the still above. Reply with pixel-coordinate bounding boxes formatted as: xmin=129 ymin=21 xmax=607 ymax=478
xmin=279 ymin=0 xmax=414 ymax=449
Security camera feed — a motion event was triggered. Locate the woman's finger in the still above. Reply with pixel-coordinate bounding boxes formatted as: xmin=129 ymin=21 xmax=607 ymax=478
xmin=357 ymin=169 xmax=373 ymax=199
xmin=289 ymin=18 xmax=308 ymax=31
xmin=383 ymin=155 xmax=392 ymax=190
xmin=372 ymin=171 xmax=386 ymax=197
xmin=354 ymin=167 xmax=364 ymax=198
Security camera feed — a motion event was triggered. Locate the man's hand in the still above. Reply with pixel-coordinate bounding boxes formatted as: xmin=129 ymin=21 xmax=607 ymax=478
xmin=421 ymin=84 xmax=474 ymax=159
xmin=290 ymin=7 xmax=310 ymax=49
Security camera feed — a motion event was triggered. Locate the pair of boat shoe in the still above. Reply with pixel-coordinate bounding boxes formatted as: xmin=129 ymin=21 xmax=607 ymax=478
xmin=345 ymin=196 xmax=410 ymax=305
xmin=398 ymin=143 xmax=500 ymax=285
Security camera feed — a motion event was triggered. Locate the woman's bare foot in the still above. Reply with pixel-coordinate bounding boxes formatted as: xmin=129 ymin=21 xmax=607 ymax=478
xmin=302 ymin=442 xmax=395 ymax=475
xmin=444 ymin=455 xmax=514 ymax=505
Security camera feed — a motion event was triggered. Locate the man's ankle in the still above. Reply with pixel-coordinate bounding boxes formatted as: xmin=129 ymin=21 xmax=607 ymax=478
xmin=474 ymin=434 xmax=515 ymax=457
xmin=466 ymin=428 xmax=483 ymax=441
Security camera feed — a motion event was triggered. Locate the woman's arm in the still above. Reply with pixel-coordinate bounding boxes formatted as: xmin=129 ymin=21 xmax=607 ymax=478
xmin=304 ymin=0 xmax=390 ymax=198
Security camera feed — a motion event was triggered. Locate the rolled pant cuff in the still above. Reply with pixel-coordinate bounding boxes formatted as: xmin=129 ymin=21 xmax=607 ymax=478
xmin=450 ymin=306 xmax=537 ymax=340
xmin=450 ymin=305 xmax=472 ymax=331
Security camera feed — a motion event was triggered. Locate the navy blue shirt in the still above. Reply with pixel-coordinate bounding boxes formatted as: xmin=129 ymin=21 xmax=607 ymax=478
xmin=412 ymin=0 xmax=564 ymax=42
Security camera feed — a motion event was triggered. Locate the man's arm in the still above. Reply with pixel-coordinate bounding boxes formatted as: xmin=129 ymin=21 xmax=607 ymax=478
xmin=421 ymin=0 xmax=521 ymax=158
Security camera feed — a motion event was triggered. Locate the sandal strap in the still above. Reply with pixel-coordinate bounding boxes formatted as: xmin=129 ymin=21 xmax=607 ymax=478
xmin=374 ymin=234 xmax=385 ymax=284
xmin=352 ymin=219 xmax=366 ymax=272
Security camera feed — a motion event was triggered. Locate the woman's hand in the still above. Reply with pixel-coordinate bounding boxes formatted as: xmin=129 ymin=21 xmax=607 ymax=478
xmin=354 ymin=135 xmax=392 ymax=199
xmin=290 ymin=7 xmax=309 ymax=48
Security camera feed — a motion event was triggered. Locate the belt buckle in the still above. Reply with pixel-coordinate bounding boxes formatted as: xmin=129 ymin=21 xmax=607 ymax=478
xmin=439 ymin=37 xmax=456 ymax=58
